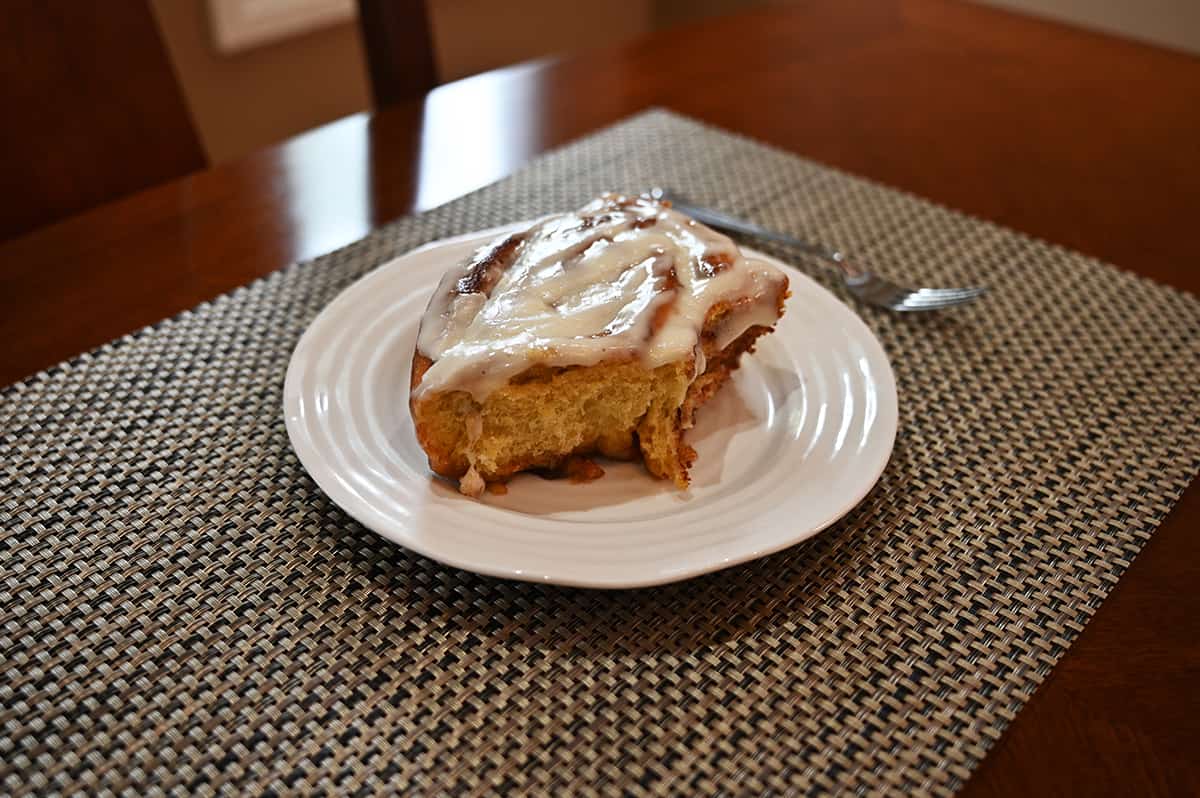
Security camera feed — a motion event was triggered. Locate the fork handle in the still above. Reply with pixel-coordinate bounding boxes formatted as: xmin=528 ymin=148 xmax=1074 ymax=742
xmin=667 ymin=200 xmax=864 ymax=281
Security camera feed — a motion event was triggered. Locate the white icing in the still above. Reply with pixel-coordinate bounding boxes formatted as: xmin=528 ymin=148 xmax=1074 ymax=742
xmin=414 ymin=193 xmax=786 ymax=400
xmin=459 ymin=465 xmax=485 ymax=497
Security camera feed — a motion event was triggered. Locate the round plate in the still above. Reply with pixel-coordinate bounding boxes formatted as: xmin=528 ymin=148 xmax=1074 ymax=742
xmin=283 ymin=225 xmax=897 ymax=588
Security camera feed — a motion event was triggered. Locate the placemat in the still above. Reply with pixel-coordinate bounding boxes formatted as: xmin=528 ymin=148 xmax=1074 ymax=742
xmin=3 ymin=110 xmax=1198 ymax=796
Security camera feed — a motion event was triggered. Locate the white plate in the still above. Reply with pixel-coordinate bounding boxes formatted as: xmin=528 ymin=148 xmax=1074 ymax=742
xmin=283 ymin=225 xmax=898 ymax=588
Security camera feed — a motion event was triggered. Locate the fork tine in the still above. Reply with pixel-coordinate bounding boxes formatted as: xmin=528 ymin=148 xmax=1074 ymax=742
xmin=909 ymin=286 xmax=988 ymax=300
xmin=896 ymin=296 xmax=985 ymax=311
xmin=892 ymin=286 xmax=987 ymax=311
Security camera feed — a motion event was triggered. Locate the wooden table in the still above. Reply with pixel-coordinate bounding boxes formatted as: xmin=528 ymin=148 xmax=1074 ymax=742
xmin=2 ymin=1 xmax=1197 ymax=794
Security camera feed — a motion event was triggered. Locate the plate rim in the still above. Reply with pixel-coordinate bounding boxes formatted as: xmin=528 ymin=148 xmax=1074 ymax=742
xmin=283 ymin=224 xmax=898 ymax=589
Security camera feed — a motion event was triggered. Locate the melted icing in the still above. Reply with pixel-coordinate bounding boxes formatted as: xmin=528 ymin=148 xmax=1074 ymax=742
xmin=414 ymin=193 xmax=787 ymax=400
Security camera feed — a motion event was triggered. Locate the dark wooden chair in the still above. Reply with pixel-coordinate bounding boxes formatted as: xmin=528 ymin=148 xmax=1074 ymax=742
xmin=0 ymin=0 xmax=438 ymax=243
xmin=0 ymin=1 xmax=206 ymax=242
xmin=356 ymin=0 xmax=439 ymax=107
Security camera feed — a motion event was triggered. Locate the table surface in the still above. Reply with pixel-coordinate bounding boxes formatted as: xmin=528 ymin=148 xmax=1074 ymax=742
xmin=2 ymin=0 xmax=1197 ymax=794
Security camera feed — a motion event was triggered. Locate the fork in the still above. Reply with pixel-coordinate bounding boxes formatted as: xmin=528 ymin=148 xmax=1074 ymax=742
xmin=651 ymin=188 xmax=986 ymax=311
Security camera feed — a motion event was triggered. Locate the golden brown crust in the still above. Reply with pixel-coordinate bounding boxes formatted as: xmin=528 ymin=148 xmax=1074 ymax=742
xmin=410 ymin=352 xmax=433 ymax=390
xmin=409 ymin=351 xmax=468 ymax=478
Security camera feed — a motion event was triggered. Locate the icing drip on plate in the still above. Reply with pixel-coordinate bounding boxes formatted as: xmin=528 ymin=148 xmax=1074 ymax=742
xmin=414 ymin=193 xmax=787 ymax=400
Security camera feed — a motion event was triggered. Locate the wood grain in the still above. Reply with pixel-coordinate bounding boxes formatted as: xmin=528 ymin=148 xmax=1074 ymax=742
xmin=0 ymin=1 xmax=1196 ymax=793
xmin=0 ymin=0 xmax=206 ymax=241
xmin=357 ymin=0 xmax=439 ymax=106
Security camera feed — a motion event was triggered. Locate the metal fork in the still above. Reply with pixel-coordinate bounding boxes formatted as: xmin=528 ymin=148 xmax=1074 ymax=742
xmin=651 ymin=188 xmax=986 ymax=311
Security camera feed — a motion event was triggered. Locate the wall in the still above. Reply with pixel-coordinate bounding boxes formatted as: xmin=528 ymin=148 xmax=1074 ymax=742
xmin=428 ymin=0 xmax=654 ymax=82
xmin=151 ymin=0 xmax=658 ymax=163
xmin=971 ymin=0 xmax=1200 ymax=54
xmin=149 ymin=0 xmax=371 ymax=163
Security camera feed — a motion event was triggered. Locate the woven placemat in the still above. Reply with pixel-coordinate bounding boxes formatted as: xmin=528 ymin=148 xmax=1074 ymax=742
xmin=3 ymin=110 xmax=1198 ymax=796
